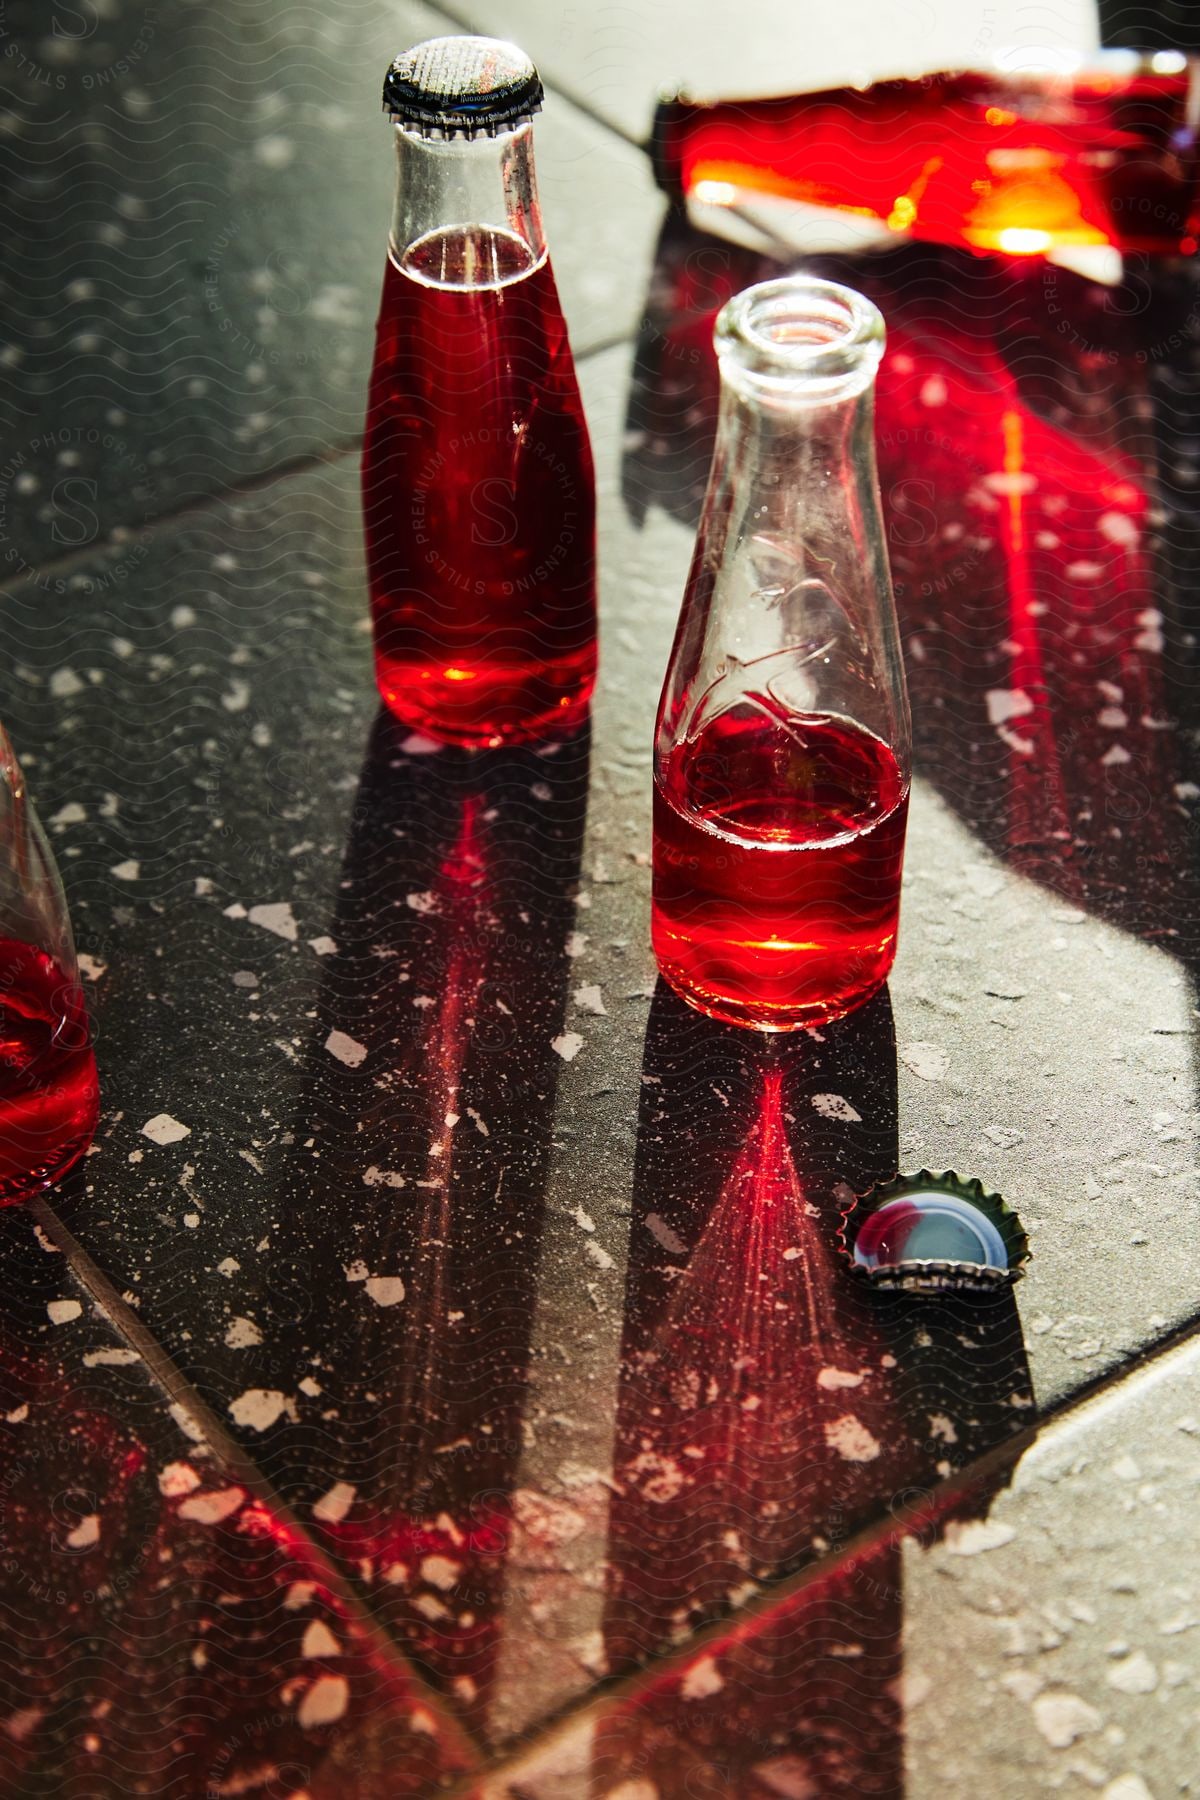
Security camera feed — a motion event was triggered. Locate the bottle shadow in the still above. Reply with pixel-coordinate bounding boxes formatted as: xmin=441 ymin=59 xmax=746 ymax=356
xmin=259 ymin=710 xmax=591 ymax=1737
xmin=592 ymin=980 xmax=1032 ymax=1795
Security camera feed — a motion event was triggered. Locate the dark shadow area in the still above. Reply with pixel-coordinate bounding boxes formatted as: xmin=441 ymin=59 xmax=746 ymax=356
xmin=625 ymin=210 xmax=1200 ymax=971
xmin=588 ymin=981 xmax=1032 ymax=1795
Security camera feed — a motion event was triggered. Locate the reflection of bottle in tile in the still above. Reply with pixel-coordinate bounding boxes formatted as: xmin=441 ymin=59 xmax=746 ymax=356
xmin=605 ymin=986 xmax=905 ymax=1672
xmin=596 ymin=983 xmax=1034 ymax=1796
xmin=286 ymin=718 xmax=590 ymax=1731
xmin=653 ymin=56 xmax=1200 ymax=259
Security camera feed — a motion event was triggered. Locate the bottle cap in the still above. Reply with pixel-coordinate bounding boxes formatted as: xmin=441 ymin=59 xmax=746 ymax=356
xmin=838 ymin=1170 xmax=1030 ymax=1296
xmin=383 ymin=37 xmax=544 ymax=137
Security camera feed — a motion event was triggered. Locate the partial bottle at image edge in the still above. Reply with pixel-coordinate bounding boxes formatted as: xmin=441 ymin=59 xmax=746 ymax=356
xmin=362 ymin=36 xmax=597 ymax=749
xmin=0 ymin=729 xmax=98 ymax=1201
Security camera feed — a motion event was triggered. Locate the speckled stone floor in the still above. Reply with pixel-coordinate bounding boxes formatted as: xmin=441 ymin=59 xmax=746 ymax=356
xmin=1 ymin=0 xmax=1199 ymax=1795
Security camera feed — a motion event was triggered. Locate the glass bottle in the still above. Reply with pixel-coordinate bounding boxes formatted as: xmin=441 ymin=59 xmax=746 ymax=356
xmin=652 ymin=276 xmax=911 ymax=1031
xmin=652 ymin=52 xmax=1200 ymax=260
xmin=362 ymin=36 xmax=597 ymax=749
xmin=0 ymin=727 xmax=99 ymax=1200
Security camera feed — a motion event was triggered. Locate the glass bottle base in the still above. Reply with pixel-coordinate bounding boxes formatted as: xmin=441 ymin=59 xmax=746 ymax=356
xmin=375 ymin=651 xmax=594 ymax=750
xmin=655 ymin=957 xmax=891 ymax=1032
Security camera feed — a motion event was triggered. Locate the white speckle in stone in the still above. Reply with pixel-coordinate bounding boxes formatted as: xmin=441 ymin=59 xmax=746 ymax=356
xmin=1102 ymin=1778 xmax=1155 ymax=1800
xmin=944 ymin=1518 xmax=1016 ymax=1555
xmin=308 ymin=936 xmax=337 ymax=956
xmin=362 ymin=1166 xmax=404 ymax=1189
xmin=228 ymin=1388 xmax=290 ymax=1431
xmin=324 ymin=1029 xmax=366 ymax=1068
xmin=986 ymin=688 xmax=1034 ymax=729
xmin=1098 ymin=707 xmax=1128 ymax=729
xmin=312 ymin=1481 xmax=356 ymax=1524
xmin=400 ymin=733 xmax=442 ymax=755
xmin=77 ymin=954 xmax=107 ymax=982
xmin=225 ymin=1317 xmax=263 ymax=1350
xmin=47 ymin=1300 xmax=82 ymax=1325
xmin=406 ymin=890 xmax=438 ymax=915
xmin=1107 ymin=1652 xmax=1158 ymax=1695
xmin=169 ymin=1402 xmax=207 ymax=1445
xmin=1032 ymin=1692 xmax=1102 ymax=1748
xmin=1065 ymin=560 xmax=1105 ymax=582
xmin=309 ymin=285 xmax=361 ymax=327
xmin=170 ymin=605 xmax=196 ymax=628
xmin=3 ymin=1707 xmax=45 ymax=1745
xmin=299 ymin=1376 xmax=321 ymax=1397
xmin=82 ymin=1348 xmax=138 ymax=1367
xmin=344 ymin=1260 xmax=368 ymax=1282
xmin=111 ymin=859 xmax=140 ymax=881
xmin=301 ymin=1619 xmax=341 ymax=1659
xmin=585 ymin=1239 xmax=614 ymax=1272
xmin=364 ymin=1276 xmax=406 ymax=1308
xmin=296 ymin=1673 xmax=349 ymax=1730
xmin=811 ymin=1092 xmax=861 ymax=1122
xmin=248 ymin=901 xmax=297 ymax=941
xmin=675 ymin=1654 xmax=725 ymax=1703
xmin=65 ymin=1513 xmax=100 ymax=1550
xmin=900 ymin=1041 xmax=949 ymax=1082
xmin=1099 ymin=511 xmax=1140 ymax=548
xmin=552 ymin=1031 xmax=585 ymax=1062
xmin=1134 ymin=609 xmax=1164 ymax=654
xmin=644 ymin=1213 xmax=687 ymax=1254
xmin=5 ymin=1405 xmax=27 ymax=1423
xmin=751 ymin=1757 xmax=820 ymax=1798
xmin=182 ymin=1212 xmax=200 ymax=1229
xmin=420 ymin=1555 xmax=460 ymax=1591
xmin=217 ymin=1257 xmax=240 ymax=1277
xmin=178 ymin=1487 xmax=246 ymax=1525
xmin=573 ymin=1206 xmax=596 ymax=1233
xmin=466 ymin=1107 xmax=489 ymax=1137
xmin=221 ymin=678 xmax=251 ymax=714
xmin=49 ymin=667 xmax=84 ymax=699
xmin=824 ymin=1414 xmax=881 ymax=1462
xmin=158 ymin=1462 xmax=200 ymax=1498
xmin=574 ymin=984 xmax=607 ymax=1016
xmin=919 ymin=374 xmax=947 ymax=407
xmin=51 ymin=802 xmax=86 ymax=826
xmin=142 ymin=1114 xmax=190 ymax=1145
xmin=817 ymin=1368 xmax=865 ymax=1390
xmin=1101 ymin=744 xmax=1132 ymax=767
xmin=565 ymin=930 xmax=588 ymax=958
xmin=283 ymin=1581 xmax=317 ymax=1610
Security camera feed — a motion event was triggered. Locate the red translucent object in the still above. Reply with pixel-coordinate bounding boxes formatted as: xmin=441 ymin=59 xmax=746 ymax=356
xmin=653 ymin=53 xmax=1200 ymax=258
xmin=652 ymin=706 xmax=908 ymax=1029
xmin=0 ymin=937 xmax=98 ymax=1203
xmin=363 ymin=230 xmax=596 ymax=746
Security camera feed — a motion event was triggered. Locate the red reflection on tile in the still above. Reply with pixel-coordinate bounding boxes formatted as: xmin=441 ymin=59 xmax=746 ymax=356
xmin=0 ymin=1309 xmax=474 ymax=1798
xmin=288 ymin=722 xmax=590 ymax=1734
xmin=653 ymin=62 xmax=1200 ymax=258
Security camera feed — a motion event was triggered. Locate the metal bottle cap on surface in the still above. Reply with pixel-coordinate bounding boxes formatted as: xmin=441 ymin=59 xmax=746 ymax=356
xmin=838 ymin=1170 xmax=1030 ymax=1295
xmin=383 ymin=37 xmax=544 ymax=137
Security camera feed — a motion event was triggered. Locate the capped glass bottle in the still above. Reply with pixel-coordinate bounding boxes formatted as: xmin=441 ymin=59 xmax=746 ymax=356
xmin=652 ymin=276 xmax=911 ymax=1031
xmin=362 ymin=36 xmax=597 ymax=749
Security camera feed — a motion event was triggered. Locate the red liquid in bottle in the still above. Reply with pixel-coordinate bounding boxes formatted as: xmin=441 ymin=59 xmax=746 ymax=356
xmin=652 ymin=707 xmax=908 ymax=1029
xmin=362 ymin=225 xmax=597 ymax=747
xmin=0 ymin=937 xmax=99 ymax=1201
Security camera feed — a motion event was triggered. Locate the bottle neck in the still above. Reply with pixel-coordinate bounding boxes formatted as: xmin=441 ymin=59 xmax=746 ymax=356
xmin=389 ymin=121 xmax=547 ymax=286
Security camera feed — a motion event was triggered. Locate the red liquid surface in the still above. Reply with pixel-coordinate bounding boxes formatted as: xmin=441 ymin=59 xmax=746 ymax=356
xmin=0 ymin=938 xmax=98 ymax=1202
xmin=362 ymin=226 xmax=597 ymax=747
xmin=652 ymin=708 xmax=908 ymax=1029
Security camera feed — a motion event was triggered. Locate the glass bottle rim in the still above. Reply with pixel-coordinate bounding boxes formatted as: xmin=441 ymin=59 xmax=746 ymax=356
xmin=715 ymin=276 xmax=885 ymax=393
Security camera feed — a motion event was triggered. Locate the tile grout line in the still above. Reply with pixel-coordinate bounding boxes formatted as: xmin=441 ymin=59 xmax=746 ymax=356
xmin=26 ymin=1192 xmax=486 ymax=1776
xmin=0 ymin=330 xmax=638 ymax=606
xmin=445 ymin=1301 xmax=1200 ymax=1788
